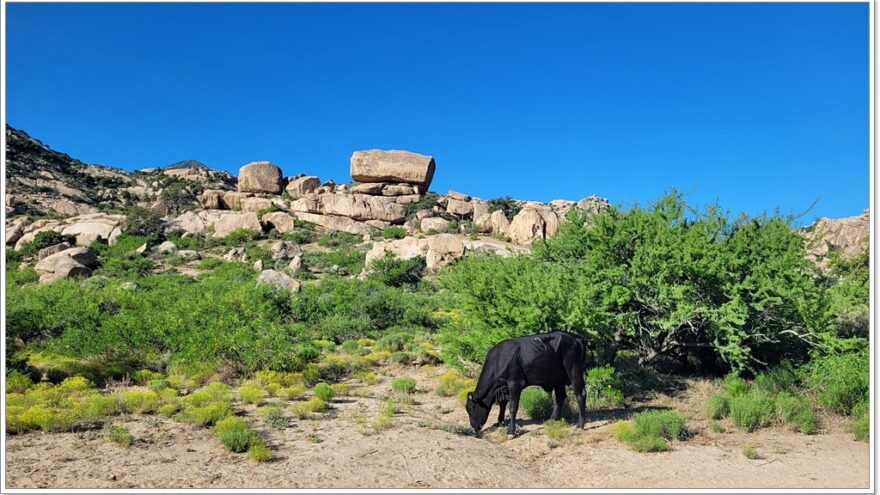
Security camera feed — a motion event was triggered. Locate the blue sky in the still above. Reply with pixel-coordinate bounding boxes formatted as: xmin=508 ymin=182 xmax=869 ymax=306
xmin=6 ymin=3 xmax=869 ymax=223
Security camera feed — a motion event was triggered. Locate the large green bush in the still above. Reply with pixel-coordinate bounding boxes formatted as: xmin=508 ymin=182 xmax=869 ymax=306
xmin=803 ymin=350 xmax=869 ymax=415
xmin=441 ymin=192 xmax=831 ymax=373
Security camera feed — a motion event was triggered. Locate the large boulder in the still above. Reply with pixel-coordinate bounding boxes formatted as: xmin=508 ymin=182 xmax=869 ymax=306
xmin=351 ymin=182 xmax=387 ymax=195
xmin=262 ymin=211 xmax=297 ymax=233
xmin=365 ymin=236 xmax=428 ymax=267
xmin=319 ymin=193 xmax=406 ymax=223
xmin=285 ymin=175 xmax=320 ymax=199
xmin=34 ymin=247 xmax=98 ymax=284
xmin=222 ymin=191 xmax=251 ymax=210
xmin=167 ymin=211 xmax=206 ymax=235
xmin=198 ymin=190 xmax=225 ymax=210
xmin=211 ymin=212 xmax=263 ymax=238
xmin=60 ymin=214 xmax=126 ymax=246
xmin=508 ymin=208 xmax=546 ymax=246
xmin=577 ymin=195 xmax=610 ymax=214
xmin=237 ymin=161 xmax=283 ymax=194
xmin=446 ymin=198 xmax=472 ymax=216
xmin=350 ymin=150 xmax=436 ymax=189
xmin=426 ymin=234 xmax=466 ymax=270
xmin=490 ymin=210 xmax=511 ymax=237
xmin=37 ymin=242 xmax=73 ymax=260
xmin=256 ymin=269 xmax=301 ymax=292
xmin=420 ymin=217 xmax=449 ymax=233
xmin=472 ymin=199 xmax=491 ymax=233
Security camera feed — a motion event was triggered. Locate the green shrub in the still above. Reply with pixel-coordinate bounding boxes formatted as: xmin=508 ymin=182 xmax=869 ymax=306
xmin=632 ymin=410 xmax=685 ymax=440
xmin=215 ymin=416 xmax=255 ymax=453
xmin=248 ymin=443 xmax=273 ymax=462
xmin=6 ymin=370 xmax=34 ymax=394
xmin=131 ymin=369 xmax=162 ymax=386
xmin=753 ymin=362 xmax=798 ymax=396
xmin=122 ymin=207 xmax=165 ymax=237
xmin=729 ymin=393 xmax=775 ymax=432
xmin=403 ymin=192 xmax=440 ymax=216
xmin=224 ymin=228 xmax=259 ymax=246
xmin=436 ymin=371 xmax=474 ymax=397
xmin=106 ymin=425 xmax=133 ymax=447
xmin=774 ymin=392 xmax=818 ymax=434
xmin=290 ymin=397 xmax=329 ymax=418
xmin=627 ymin=435 xmax=669 ymax=452
xmin=31 ymin=231 xmax=78 ymax=251
xmin=544 ymin=419 xmax=571 ymax=441
xmin=341 ymin=340 xmax=360 ymax=354
xmin=705 ymin=393 xmax=730 ymax=420
xmin=120 ymin=389 xmax=160 ymax=414
xmin=392 ymin=377 xmax=417 ymax=394
xmin=389 ymin=351 xmax=412 ymax=364
xmin=519 ymin=387 xmax=553 ymax=421
xmin=182 ymin=402 xmax=232 ymax=426
xmin=585 ymin=366 xmax=624 ymax=407
xmin=743 ymin=444 xmax=760 ymax=459
xmin=487 ymin=196 xmax=522 ymax=221
xmin=723 ymin=375 xmax=750 ymax=398
xmin=803 ymin=351 xmax=869 ymax=415
xmin=849 ymin=402 xmax=869 ymax=441
xmin=158 ymin=403 xmax=179 ymax=417
xmin=368 ymin=254 xmax=426 ymax=289
xmin=381 ymin=226 xmax=407 ymax=240
xmin=238 ymin=380 xmax=266 ymax=405
xmin=257 ymin=405 xmax=289 ymax=428
xmin=312 ymin=383 xmax=334 ymax=402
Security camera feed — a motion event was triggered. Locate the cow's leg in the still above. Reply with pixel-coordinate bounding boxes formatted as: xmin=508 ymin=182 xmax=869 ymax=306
xmin=572 ymin=374 xmax=587 ymax=429
xmin=506 ymin=382 xmax=523 ymax=437
xmin=550 ymin=384 xmax=567 ymax=420
xmin=495 ymin=400 xmax=508 ymax=427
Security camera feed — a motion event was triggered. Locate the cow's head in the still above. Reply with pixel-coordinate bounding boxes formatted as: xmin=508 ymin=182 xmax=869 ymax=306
xmin=465 ymin=392 xmax=489 ymax=435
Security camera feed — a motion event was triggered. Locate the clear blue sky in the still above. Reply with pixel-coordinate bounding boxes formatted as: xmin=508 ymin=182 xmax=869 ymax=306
xmin=6 ymin=2 xmax=869 ymax=223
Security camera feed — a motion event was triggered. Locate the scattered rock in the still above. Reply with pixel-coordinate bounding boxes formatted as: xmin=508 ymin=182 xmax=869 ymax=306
xmin=136 ymin=243 xmax=149 ymax=255
xmin=156 ymin=241 xmax=177 ymax=254
xmin=351 ymin=182 xmax=387 ymax=195
xmin=237 ymin=161 xmax=283 ymax=194
xmin=472 ymin=199 xmax=491 ymax=233
xmin=577 ymin=195 xmax=610 ymax=214
xmin=256 ymin=269 xmax=301 ymax=292
xmin=271 ymin=241 xmax=303 ymax=260
xmin=120 ymin=282 xmax=138 ymax=291
xmin=253 ymin=259 xmax=264 ymax=271
xmin=177 ymin=250 xmax=201 ymax=260
xmin=350 ymin=149 xmax=436 ymax=189
xmin=288 ymin=255 xmax=303 ymax=273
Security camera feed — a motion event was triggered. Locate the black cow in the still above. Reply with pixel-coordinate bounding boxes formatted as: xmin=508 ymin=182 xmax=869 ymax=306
xmin=465 ymin=331 xmax=588 ymax=437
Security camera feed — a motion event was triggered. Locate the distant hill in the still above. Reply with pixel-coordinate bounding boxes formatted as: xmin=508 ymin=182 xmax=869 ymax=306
xmin=5 ymin=125 xmax=235 ymax=217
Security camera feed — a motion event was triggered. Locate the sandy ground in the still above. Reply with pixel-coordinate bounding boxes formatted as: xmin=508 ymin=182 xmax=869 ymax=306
xmin=4 ymin=365 xmax=870 ymax=489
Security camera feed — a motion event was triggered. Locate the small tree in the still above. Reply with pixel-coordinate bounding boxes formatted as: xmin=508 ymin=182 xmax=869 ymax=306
xmin=122 ymin=207 xmax=165 ymax=237
xmin=160 ymin=181 xmax=197 ymax=214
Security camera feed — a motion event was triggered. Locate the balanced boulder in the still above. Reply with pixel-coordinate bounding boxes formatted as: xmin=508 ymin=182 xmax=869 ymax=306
xmin=238 ymin=161 xmax=283 ymax=194
xmin=211 ymin=212 xmax=263 ymax=238
xmin=350 ymin=150 xmax=435 ymax=189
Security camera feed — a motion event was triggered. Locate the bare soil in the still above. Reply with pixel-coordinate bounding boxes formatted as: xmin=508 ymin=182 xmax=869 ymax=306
xmin=4 ymin=365 xmax=870 ymax=489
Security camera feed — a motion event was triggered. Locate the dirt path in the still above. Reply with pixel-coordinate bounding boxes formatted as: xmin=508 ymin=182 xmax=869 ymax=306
xmin=4 ymin=366 xmax=870 ymax=489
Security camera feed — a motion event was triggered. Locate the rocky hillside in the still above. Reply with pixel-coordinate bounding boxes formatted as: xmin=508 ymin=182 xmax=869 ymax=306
xmin=5 ymin=125 xmax=235 ymax=217
xmin=4 ymin=126 xmax=868 ymax=286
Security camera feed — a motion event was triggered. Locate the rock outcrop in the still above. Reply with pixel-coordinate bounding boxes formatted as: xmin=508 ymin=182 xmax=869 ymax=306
xmin=285 ymin=175 xmax=320 ymax=199
xmin=350 ymin=150 xmax=435 ymax=189
xmin=802 ymin=209 xmax=869 ymax=269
